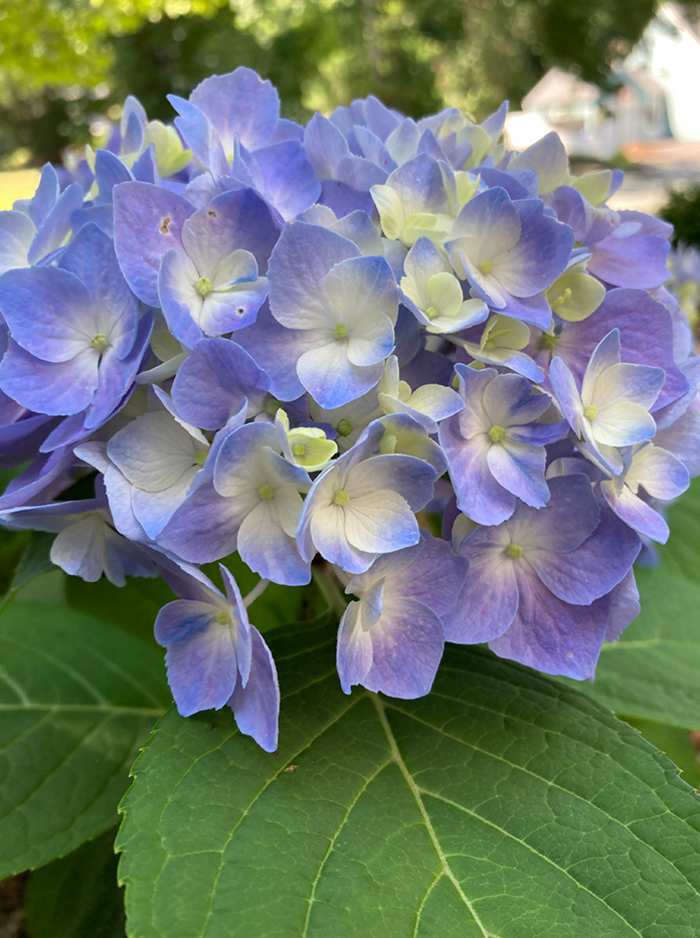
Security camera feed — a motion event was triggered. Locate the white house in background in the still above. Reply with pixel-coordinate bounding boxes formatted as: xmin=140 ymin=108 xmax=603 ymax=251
xmin=506 ymin=2 xmax=700 ymax=158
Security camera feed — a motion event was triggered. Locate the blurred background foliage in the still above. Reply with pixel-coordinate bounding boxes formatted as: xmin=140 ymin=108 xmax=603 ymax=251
xmin=1 ymin=0 xmax=700 ymax=167
xmin=662 ymin=185 xmax=700 ymax=247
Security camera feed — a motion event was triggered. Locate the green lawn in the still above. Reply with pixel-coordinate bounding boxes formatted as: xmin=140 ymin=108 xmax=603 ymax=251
xmin=0 ymin=169 xmax=40 ymax=210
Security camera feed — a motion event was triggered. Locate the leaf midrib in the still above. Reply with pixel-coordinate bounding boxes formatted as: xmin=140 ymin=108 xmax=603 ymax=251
xmin=371 ymin=695 xmax=491 ymax=938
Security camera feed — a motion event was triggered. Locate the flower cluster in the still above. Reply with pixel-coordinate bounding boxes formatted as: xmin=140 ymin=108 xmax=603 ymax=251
xmin=1 ymin=68 xmax=698 ymax=751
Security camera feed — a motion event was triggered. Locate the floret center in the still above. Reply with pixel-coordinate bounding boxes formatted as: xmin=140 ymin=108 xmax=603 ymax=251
xmin=292 ymin=442 xmax=306 ymax=457
xmin=195 ymin=276 xmax=214 ymax=297
xmin=332 ymin=488 xmax=350 ymax=506
xmin=488 ymin=424 xmax=507 ymax=444
xmin=583 ymin=405 xmax=598 ymax=421
xmin=334 ymin=323 xmax=349 ymax=340
xmin=337 ymin=418 xmax=353 ymax=437
xmin=257 ymin=483 xmax=275 ymax=501
xmin=504 ymin=543 xmax=523 ymax=559
xmin=91 ymin=333 xmax=110 ymax=352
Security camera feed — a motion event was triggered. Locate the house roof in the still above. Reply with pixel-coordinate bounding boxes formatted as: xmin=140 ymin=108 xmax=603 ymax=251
xmin=522 ymin=67 xmax=599 ymax=111
xmin=523 ymin=3 xmax=700 ymax=115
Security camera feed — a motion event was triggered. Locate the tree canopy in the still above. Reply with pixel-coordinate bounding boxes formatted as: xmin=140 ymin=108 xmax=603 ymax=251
xmin=1 ymin=0 xmax=699 ymax=163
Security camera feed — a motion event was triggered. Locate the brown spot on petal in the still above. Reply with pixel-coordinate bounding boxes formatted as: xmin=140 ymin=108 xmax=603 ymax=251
xmin=207 ymin=209 xmax=217 ymax=218
xmin=159 ymin=215 xmax=172 ymax=235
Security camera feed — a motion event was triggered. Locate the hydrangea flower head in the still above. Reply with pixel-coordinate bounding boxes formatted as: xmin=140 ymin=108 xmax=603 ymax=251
xmin=0 ymin=67 xmax=696 ymax=753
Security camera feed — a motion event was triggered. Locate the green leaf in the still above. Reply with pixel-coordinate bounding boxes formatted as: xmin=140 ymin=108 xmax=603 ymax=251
xmin=576 ymin=481 xmax=700 ymax=729
xmin=579 ymin=566 xmax=700 ymax=728
xmin=0 ymin=602 xmax=169 ymax=877
xmin=8 ymin=532 xmax=54 ymax=594
xmin=65 ymin=575 xmax=172 ymax=642
xmin=626 ymin=718 xmax=700 ymax=790
xmin=117 ymin=620 xmax=700 ymax=937
xmin=25 ymin=831 xmax=125 ymax=938
xmin=654 ymin=478 xmax=700 ymax=582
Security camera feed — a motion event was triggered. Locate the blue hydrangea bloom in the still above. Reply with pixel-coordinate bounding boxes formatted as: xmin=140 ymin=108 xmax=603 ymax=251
xmin=2 ymin=67 xmax=698 ymax=751
xmin=0 ymin=224 xmax=150 ymax=429
xmin=155 ymin=561 xmax=279 ymax=751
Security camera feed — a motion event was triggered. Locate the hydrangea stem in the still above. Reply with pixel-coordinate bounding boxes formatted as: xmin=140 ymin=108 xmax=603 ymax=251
xmin=312 ymin=564 xmax=348 ymax=617
xmin=243 ymin=578 xmax=270 ymax=608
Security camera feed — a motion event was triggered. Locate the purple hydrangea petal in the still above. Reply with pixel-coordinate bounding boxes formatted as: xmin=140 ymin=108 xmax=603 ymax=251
xmin=530 ymin=505 xmax=640 ymax=605
xmin=0 ymin=267 xmax=95 ymax=363
xmin=244 ymin=141 xmax=321 ymax=220
xmin=588 ymin=229 xmax=670 ymax=289
xmin=338 ymin=595 xmax=444 ymax=698
xmin=486 ymin=439 xmax=549 ymax=508
xmin=60 ymin=223 xmax=140 ymax=359
xmin=0 ymin=341 xmax=98 ymax=416
xmin=158 ymin=480 xmax=246 ymax=562
xmin=440 ymin=418 xmax=516 ymax=525
xmin=229 ymin=627 xmax=280 ymax=753
xmin=268 ymin=222 xmax=358 ymax=330
xmin=508 ymin=474 xmax=600 ymax=553
xmin=181 ymin=187 xmax=280 ymax=276
xmin=237 ymin=501 xmax=310 ymax=586
xmin=155 ymin=599 xmax=240 ymax=715
xmin=113 ymin=181 xmax=194 ymax=306
xmin=489 ymin=569 xmax=610 ymax=679
xmin=0 ymin=210 xmax=34 ymax=273
xmin=601 ymin=482 xmax=670 ymax=544
xmin=447 ymin=545 xmax=519 ymax=643
xmin=190 ymin=67 xmax=280 ymax=153
xmin=233 ymin=304 xmax=313 ymax=401
xmin=304 ymin=113 xmax=350 ymax=179
xmin=297 ymin=341 xmax=383 ymax=409
xmin=172 ymin=338 xmax=268 ymax=430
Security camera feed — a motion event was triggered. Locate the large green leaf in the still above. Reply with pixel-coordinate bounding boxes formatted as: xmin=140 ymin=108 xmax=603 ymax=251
xmin=0 ymin=603 xmax=169 ymax=877
xmin=625 ymin=718 xmax=700 ymax=790
xmin=118 ymin=618 xmax=700 ymax=938
xmin=581 ymin=566 xmax=700 ymax=728
xmin=578 ymin=481 xmax=700 ymax=729
xmin=654 ymin=477 xmax=700 ymax=582
xmin=25 ymin=831 xmax=125 ymax=938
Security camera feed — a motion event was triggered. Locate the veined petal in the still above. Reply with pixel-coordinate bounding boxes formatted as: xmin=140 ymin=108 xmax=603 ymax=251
xmin=228 ymin=626 xmax=280 ymax=753
xmin=155 ymin=600 xmax=239 ymax=715
xmin=626 ymin=444 xmax=689 ymax=500
xmin=601 ymin=481 xmax=670 ymax=544
xmin=590 ymin=362 xmax=665 ymax=413
xmin=268 ymin=222 xmax=357 ymax=330
xmin=490 ymin=570 xmax=609 ymax=680
xmin=108 ymin=411 xmax=199 ymax=492
xmin=297 ymin=340 xmax=382 ymax=409
xmin=344 ymin=488 xmax=420 ymax=554
xmin=309 ymin=503 xmax=376 ymax=573
xmin=336 ymin=602 xmax=374 ymax=694
xmin=592 ymin=401 xmax=656 ymax=447
xmin=0 ymin=342 xmax=98 ymax=416
xmin=0 ymin=267 xmax=95 ymax=362
xmin=487 ymin=439 xmax=549 ymax=508
xmin=113 ymin=181 xmax=194 ymax=307
xmin=447 ymin=546 xmax=518 ymax=643
xmin=529 ymin=507 xmax=640 ymax=604
xmin=237 ymin=501 xmax=310 ymax=586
